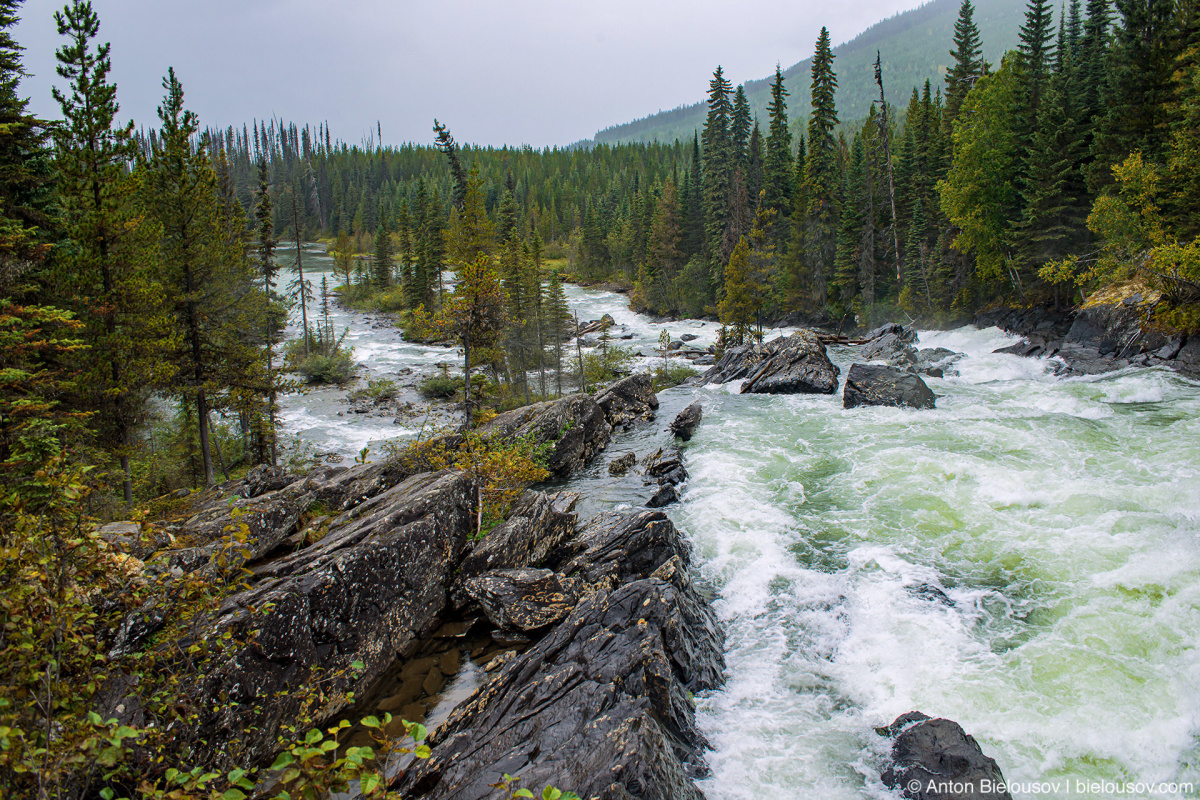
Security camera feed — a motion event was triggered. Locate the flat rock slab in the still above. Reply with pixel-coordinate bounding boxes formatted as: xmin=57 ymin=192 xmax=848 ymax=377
xmin=843 ymin=364 xmax=936 ymax=410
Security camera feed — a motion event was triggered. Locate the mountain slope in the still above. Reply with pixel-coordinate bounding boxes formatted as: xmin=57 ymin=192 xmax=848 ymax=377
xmin=593 ymin=0 xmax=1025 ymax=145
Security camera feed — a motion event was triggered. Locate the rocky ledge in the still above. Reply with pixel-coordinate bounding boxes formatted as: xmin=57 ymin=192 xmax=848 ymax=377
xmin=106 ymin=373 xmax=722 ymax=797
xmin=976 ymin=292 xmax=1200 ymax=378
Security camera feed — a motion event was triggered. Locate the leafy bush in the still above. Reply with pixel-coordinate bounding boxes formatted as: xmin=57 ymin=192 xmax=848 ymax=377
xmin=581 ymin=345 xmax=635 ymax=388
xmin=293 ymin=349 xmax=356 ymax=384
xmin=419 ymin=373 xmax=461 ymax=399
xmin=651 ymin=362 xmax=699 ymax=391
xmin=348 ymin=377 xmax=398 ymax=403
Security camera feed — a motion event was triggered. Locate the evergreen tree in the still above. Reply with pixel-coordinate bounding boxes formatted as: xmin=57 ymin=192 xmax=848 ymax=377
xmin=143 ymin=69 xmax=261 ymax=487
xmin=1017 ymin=0 xmax=1057 ymax=135
xmin=372 ymin=216 xmax=393 ymax=290
xmin=764 ymin=66 xmax=793 ymax=234
xmin=703 ymin=65 xmax=735 ymax=273
xmin=731 ymin=85 xmax=751 ymax=167
xmin=805 ymin=26 xmax=840 ymax=308
xmin=1089 ymin=0 xmax=1177 ymax=192
xmin=50 ymin=0 xmax=171 ymax=503
xmin=945 ymin=0 xmax=986 ymax=128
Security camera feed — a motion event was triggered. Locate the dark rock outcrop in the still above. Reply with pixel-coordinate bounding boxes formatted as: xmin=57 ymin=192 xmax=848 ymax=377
xmin=862 ymin=332 xmax=919 ymax=367
xmin=457 ymin=568 xmax=580 ymax=632
xmin=880 ymin=712 xmax=1013 ymax=800
xmin=843 ymin=364 xmax=937 ymax=410
xmin=647 ymin=483 xmax=680 ymax=508
xmin=478 ymin=394 xmax=610 ymax=480
xmin=594 ymin=373 xmax=659 ymax=431
xmin=701 ymin=332 xmax=840 ymax=394
xmin=455 ymin=490 xmax=579 ymax=585
xmin=670 ymin=402 xmax=703 ymax=441
xmin=400 ymin=504 xmax=723 ymax=800
xmin=194 ymin=469 xmax=474 ymax=768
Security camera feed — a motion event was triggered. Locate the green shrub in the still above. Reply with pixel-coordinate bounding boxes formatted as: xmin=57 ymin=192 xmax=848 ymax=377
xmin=651 ymin=362 xmax=699 ymax=391
xmin=348 ymin=377 xmax=398 ymax=403
xmin=419 ymin=373 xmax=461 ymax=399
xmin=294 ymin=350 xmax=356 ymax=384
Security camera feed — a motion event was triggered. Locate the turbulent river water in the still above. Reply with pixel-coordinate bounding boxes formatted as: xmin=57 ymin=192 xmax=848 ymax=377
xmin=279 ymin=245 xmax=1200 ymax=799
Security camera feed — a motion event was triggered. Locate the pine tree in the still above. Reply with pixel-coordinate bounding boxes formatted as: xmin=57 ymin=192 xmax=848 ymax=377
xmin=1017 ymin=0 xmax=1057 ymax=135
xmin=945 ymin=0 xmax=986 ymax=128
xmin=144 ymin=69 xmax=261 ymax=487
xmin=1089 ymin=0 xmax=1177 ymax=192
xmin=764 ymin=66 xmax=793 ymax=235
xmin=731 ymin=85 xmax=751 ymax=168
xmin=372 ymin=216 xmax=393 ymax=290
xmin=805 ymin=26 xmax=840 ymax=309
xmin=254 ymin=157 xmax=280 ymax=466
xmin=50 ymin=0 xmax=171 ymax=503
xmin=703 ymin=66 xmax=735 ymax=274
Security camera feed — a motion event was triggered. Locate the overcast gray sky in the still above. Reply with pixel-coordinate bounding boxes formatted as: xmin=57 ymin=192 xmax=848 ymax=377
xmin=13 ymin=0 xmax=928 ymax=148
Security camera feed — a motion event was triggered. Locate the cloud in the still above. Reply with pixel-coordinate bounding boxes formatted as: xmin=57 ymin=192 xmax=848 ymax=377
xmin=13 ymin=0 xmax=928 ymax=147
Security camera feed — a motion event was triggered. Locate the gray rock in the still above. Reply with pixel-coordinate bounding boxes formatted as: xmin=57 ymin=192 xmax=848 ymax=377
xmin=880 ymin=712 xmax=1013 ymax=800
xmin=478 ymin=394 xmax=610 ymax=479
xmin=593 ymin=372 xmax=659 ymax=431
xmin=456 ymin=490 xmax=579 ymax=585
xmin=645 ymin=447 xmax=688 ymax=487
xmin=670 ymin=403 xmax=703 ymax=441
xmin=458 ymin=568 xmax=580 ymax=632
xmin=608 ymin=451 xmax=638 ymax=476
xmin=1177 ymin=336 xmax=1200 ymax=376
xmin=701 ymin=332 xmax=840 ymax=395
xmin=191 ymin=469 xmax=474 ymax=769
xmin=862 ymin=332 xmax=918 ymax=366
xmin=679 ymin=333 xmax=699 ymax=342
xmin=843 ymin=364 xmax=936 ymax=410
xmin=647 ymin=484 xmax=679 ymax=508
xmin=865 ymin=322 xmax=918 ymax=343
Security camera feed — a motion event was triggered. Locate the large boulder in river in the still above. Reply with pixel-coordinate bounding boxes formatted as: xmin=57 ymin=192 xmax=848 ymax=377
xmin=478 ymin=394 xmax=610 ymax=479
xmin=593 ymin=372 xmax=659 ymax=431
xmin=843 ymin=364 xmax=936 ymax=410
xmin=880 ymin=712 xmax=1013 ymax=800
xmin=670 ymin=402 xmax=702 ymax=441
xmin=701 ymin=332 xmax=840 ymax=394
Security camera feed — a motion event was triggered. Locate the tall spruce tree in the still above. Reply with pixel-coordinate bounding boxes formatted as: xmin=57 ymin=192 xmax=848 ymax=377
xmin=764 ymin=66 xmax=793 ymax=234
xmin=703 ymin=66 xmax=735 ymax=275
xmin=1089 ymin=0 xmax=1177 ymax=191
xmin=731 ymin=85 xmax=751 ymax=168
xmin=805 ymin=26 xmax=840 ymax=308
xmin=51 ymin=0 xmax=170 ymax=503
xmin=945 ymin=0 xmax=986 ymax=128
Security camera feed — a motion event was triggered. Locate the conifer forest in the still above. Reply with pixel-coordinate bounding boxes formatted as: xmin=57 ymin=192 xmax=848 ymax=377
xmin=3 ymin=0 xmax=1200 ymax=798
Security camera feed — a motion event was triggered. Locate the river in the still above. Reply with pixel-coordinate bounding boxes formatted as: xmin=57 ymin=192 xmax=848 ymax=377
xmin=279 ymin=245 xmax=1200 ymax=799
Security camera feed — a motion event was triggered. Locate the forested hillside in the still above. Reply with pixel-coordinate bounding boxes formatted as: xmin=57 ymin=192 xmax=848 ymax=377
xmin=593 ymin=0 xmax=1026 ymax=145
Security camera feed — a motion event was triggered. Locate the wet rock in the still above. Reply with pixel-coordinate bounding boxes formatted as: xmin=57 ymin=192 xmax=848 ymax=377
xmin=478 ymin=394 xmax=610 ymax=479
xmin=241 ymin=464 xmax=297 ymax=498
xmin=701 ymin=332 xmax=840 ymax=395
xmin=187 ymin=469 xmax=474 ymax=769
xmin=647 ymin=483 xmax=679 ymax=508
xmin=645 ymin=447 xmax=688 ymax=487
xmin=551 ymin=510 xmax=691 ymax=593
xmin=666 ymin=339 xmax=684 ymax=351
xmin=456 ymin=490 xmax=579 ymax=585
xmin=862 ymin=332 xmax=919 ymax=366
xmin=593 ymin=372 xmax=659 ymax=431
xmin=398 ymin=576 xmax=724 ymax=800
xmin=670 ymin=402 xmax=703 ymax=441
xmin=679 ymin=333 xmax=699 ymax=342
xmin=608 ymin=452 xmax=637 ymax=476
xmin=880 ymin=712 xmax=1013 ymax=800
xmin=864 ymin=322 xmax=919 ymax=343
xmin=458 ymin=568 xmax=580 ymax=632
xmin=843 ymin=364 xmax=937 ymax=410
xmin=1177 ymin=336 xmax=1200 ymax=377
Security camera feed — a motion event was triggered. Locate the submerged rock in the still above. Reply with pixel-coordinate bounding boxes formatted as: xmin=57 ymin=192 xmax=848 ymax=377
xmin=880 ymin=712 xmax=1013 ymax=800
xmin=670 ymin=402 xmax=703 ymax=441
xmin=843 ymin=364 xmax=937 ymax=410
xmin=701 ymin=332 xmax=840 ymax=394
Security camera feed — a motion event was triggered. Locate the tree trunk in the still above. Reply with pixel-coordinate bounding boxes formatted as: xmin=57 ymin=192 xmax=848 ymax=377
xmin=196 ymin=388 xmax=215 ymax=487
xmin=875 ymin=51 xmax=904 ymax=290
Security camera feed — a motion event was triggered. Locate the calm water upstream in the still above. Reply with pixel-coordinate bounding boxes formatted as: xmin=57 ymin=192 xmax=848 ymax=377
xmin=279 ymin=247 xmax=1200 ymax=799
